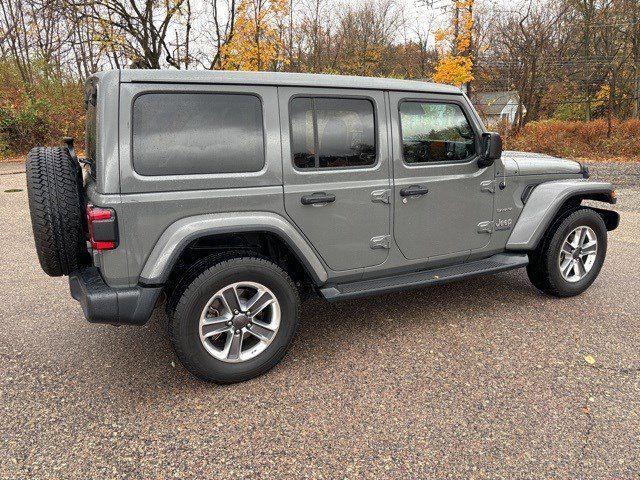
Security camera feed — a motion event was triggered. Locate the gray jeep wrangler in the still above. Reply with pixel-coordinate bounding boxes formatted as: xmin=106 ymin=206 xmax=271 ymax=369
xmin=25 ymin=70 xmax=619 ymax=383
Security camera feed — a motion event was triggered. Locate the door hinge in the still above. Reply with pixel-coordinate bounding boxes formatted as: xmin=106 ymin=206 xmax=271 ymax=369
xmin=371 ymin=189 xmax=391 ymax=204
xmin=477 ymin=221 xmax=493 ymax=234
xmin=370 ymin=235 xmax=391 ymax=249
xmin=480 ymin=180 xmax=495 ymax=194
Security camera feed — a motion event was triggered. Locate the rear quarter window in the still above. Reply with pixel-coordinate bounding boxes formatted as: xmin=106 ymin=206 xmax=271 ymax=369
xmin=132 ymin=92 xmax=265 ymax=176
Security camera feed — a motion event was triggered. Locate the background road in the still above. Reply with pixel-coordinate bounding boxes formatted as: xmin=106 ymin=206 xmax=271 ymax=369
xmin=1 ymin=162 xmax=638 ymax=479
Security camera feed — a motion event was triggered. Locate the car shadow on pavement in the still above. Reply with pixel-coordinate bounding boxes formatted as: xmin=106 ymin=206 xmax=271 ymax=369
xmin=291 ymin=269 xmax=538 ymax=362
xmin=87 ymin=269 xmax=541 ymax=390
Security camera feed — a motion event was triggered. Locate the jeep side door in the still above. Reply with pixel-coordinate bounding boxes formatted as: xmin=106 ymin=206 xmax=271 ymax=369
xmin=278 ymin=88 xmax=391 ymax=272
xmin=389 ymin=92 xmax=495 ymax=261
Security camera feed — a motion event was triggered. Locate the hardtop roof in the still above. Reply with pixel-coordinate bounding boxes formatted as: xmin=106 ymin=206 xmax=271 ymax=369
xmin=116 ymin=69 xmax=461 ymax=95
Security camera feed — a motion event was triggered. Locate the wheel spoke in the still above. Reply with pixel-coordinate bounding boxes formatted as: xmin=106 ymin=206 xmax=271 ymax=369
xmin=575 ymin=258 xmax=587 ymax=277
xmin=561 ymin=258 xmax=574 ymax=277
xmin=570 ymin=229 xmax=582 ymax=248
xmin=582 ymin=240 xmax=597 ymax=255
xmin=561 ymin=241 xmax=574 ymax=255
xmin=246 ymin=291 xmax=274 ymax=316
xmin=201 ymin=317 xmax=232 ymax=337
xmin=578 ymin=227 xmax=588 ymax=246
xmin=226 ymin=332 xmax=243 ymax=360
xmin=221 ymin=286 xmax=241 ymax=313
xmin=247 ymin=320 xmax=276 ymax=342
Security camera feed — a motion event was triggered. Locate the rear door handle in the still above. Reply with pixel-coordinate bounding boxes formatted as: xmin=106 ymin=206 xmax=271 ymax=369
xmin=301 ymin=192 xmax=336 ymax=205
xmin=400 ymin=185 xmax=429 ymax=197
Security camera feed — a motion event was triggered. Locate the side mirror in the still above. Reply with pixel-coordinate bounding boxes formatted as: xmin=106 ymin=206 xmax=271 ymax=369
xmin=478 ymin=132 xmax=502 ymax=168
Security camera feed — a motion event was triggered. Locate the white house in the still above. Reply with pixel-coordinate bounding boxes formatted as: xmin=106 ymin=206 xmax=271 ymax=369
xmin=473 ymin=91 xmax=526 ymax=128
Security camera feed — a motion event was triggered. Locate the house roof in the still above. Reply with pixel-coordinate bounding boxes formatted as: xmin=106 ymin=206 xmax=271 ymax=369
xmin=113 ymin=70 xmax=462 ymax=95
xmin=474 ymin=91 xmax=520 ymax=115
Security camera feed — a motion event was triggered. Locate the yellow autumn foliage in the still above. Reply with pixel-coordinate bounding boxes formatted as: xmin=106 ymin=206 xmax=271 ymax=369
xmin=594 ymin=84 xmax=611 ymax=107
xmin=432 ymin=55 xmax=474 ymax=86
xmin=219 ymin=0 xmax=289 ymax=71
xmin=455 ymin=0 xmax=473 ymax=54
xmin=432 ymin=0 xmax=474 ymax=87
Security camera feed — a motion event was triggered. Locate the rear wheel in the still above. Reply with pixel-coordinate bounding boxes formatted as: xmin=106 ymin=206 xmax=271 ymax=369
xmin=169 ymin=256 xmax=300 ymax=383
xmin=527 ymin=208 xmax=607 ymax=297
xmin=25 ymin=146 xmax=88 ymax=276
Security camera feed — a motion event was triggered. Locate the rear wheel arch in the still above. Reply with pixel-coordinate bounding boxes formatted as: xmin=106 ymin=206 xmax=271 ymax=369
xmin=162 ymin=230 xmax=321 ymax=316
xmin=139 ymin=213 xmax=329 ymax=288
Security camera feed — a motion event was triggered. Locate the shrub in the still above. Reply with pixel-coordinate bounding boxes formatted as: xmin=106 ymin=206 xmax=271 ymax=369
xmin=505 ymin=119 xmax=640 ymax=161
xmin=0 ymin=60 xmax=84 ymax=158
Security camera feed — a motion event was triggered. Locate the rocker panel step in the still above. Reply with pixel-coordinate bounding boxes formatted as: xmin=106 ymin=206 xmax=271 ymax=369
xmin=320 ymin=253 xmax=529 ymax=301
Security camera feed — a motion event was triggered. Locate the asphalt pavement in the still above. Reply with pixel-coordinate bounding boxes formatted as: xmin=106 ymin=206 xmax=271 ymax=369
xmin=1 ymin=161 xmax=639 ymax=479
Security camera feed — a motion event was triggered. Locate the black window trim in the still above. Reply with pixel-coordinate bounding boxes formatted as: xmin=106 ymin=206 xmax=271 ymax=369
xmin=288 ymin=94 xmax=380 ymax=172
xmin=130 ymin=90 xmax=268 ymax=178
xmin=84 ymin=78 xmax=99 ymax=180
xmin=398 ymin=98 xmax=481 ymax=167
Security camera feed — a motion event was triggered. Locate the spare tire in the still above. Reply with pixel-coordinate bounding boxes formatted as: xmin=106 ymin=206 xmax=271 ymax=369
xmin=26 ymin=146 xmax=89 ymax=276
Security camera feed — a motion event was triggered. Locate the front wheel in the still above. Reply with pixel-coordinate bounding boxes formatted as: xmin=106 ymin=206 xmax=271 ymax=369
xmin=527 ymin=208 xmax=607 ymax=297
xmin=169 ymin=256 xmax=300 ymax=383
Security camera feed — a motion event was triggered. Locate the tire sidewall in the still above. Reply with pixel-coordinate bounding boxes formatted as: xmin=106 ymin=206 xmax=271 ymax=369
xmin=545 ymin=209 xmax=607 ymax=296
xmin=173 ymin=258 xmax=299 ymax=382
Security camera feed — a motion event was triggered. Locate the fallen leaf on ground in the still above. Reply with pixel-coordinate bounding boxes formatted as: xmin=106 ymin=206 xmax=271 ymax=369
xmin=584 ymin=355 xmax=596 ymax=365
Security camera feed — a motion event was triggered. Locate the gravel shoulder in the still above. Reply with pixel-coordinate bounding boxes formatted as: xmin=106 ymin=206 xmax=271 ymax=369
xmin=0 ymin=163 xmax=638 ymax=479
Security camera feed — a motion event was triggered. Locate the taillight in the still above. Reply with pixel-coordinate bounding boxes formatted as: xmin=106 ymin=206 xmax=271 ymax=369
xmin=86 ymin=205 xmax=118 ymax=250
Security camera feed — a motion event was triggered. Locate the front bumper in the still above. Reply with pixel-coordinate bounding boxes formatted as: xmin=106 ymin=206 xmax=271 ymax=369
xmin=69 ymin=267 xmax=162 ymax=325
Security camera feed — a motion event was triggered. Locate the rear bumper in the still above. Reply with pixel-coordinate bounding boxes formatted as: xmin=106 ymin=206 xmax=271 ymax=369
xmin=69 ymin=267 xmax=161 ymax=325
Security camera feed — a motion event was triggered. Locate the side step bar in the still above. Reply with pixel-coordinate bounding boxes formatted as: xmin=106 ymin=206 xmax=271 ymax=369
xmin=320 ymin=253 xmax=529 ymax=301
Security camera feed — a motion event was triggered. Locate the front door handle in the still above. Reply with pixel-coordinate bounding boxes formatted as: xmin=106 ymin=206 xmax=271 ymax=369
xmin=400 ymin=185 xmax=429 ymax=197
xmin=301 ymin=192 xmax=336 ymax=205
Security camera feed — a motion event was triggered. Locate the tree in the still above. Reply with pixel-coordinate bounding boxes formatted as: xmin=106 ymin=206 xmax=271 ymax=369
xmin=206 ymin=0 xmax=237 ymax=70
xmin=218 ymin=0 xmax=288 ymax=71
xmin=77 ymin=0 xmax=190 ymax=69
xmin=432 ymin=0 xmax=474 ymax=88
xmin=625 ymin=0 xmax=640 ymax=118
xmin=479 ymin=0 xmax=570 ymax=129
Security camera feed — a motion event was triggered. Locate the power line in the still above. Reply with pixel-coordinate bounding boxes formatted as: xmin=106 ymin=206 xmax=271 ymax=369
xmin=474 ymin=95 xmax=640 ymax=106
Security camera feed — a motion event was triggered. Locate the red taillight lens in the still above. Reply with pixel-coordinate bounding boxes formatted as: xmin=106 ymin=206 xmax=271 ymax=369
xmin=87 ymin=208 xmax=112 ymax=221
xmin=91 ymin=240 xmax=116 ymax=250
xmin=86 ymin=205 xmax=117 ymax=250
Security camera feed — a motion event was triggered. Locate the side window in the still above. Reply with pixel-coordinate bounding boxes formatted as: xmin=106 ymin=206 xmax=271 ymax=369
xmin=132 ymin=92 xmax=264 ymax=176
xmin=290 ymin=97 xmax=376 ymax=169
xmin=399 ymin=101 xmax=476 ymax=164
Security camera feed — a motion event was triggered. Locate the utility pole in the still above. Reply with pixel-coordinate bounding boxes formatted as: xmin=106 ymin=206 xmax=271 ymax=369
xmin=581 ymin=0 xmax=593 ymax=121
xmin=466 ymin=0 xmax=473 ymax=101
xmin=632 ymin=0 xmax=640 ymax=118
xmin=288 ymin=0 xmax=293 ymax=71
xmin=453 ymin=2 xmax=460 ymax=54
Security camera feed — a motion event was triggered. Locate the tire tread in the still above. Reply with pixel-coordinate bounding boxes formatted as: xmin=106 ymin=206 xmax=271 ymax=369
xmin=26 ymin=146 xmax=87 ymax=276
